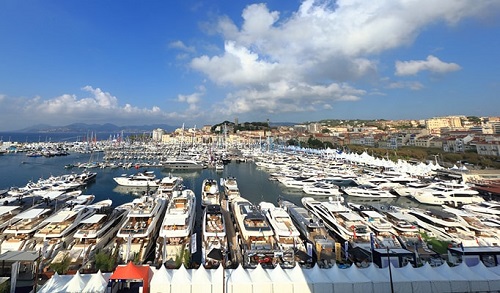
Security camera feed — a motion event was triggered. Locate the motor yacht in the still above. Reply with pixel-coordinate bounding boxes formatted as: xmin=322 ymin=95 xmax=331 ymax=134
xmin=410 ymin=181 xmax=484 ymax=206
xmin=113 ymin=171 xmax=160 ymax=187
xmin=231 ymin=196 xmax=277 ymax=268
xmin=279 ymin=199 xmax=335 ymax=268
xmin=114 ymin=195 xmax=167 ymax=264
xmin=201 ymin=178 xmax=220 ymax=207
xmin=156 ymin=189 xmax=196 ymax=267
xmin=156 ymin=175 xmax=183 ymax=199
xmin=259 ymin=201 xmax=303 ymax=268
xmin=201 ymin=205 xmax=227 ymax=268
xmin=221 ymin=177 xmax=240 ymax=202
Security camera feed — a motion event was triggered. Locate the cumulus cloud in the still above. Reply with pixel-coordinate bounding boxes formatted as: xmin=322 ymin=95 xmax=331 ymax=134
xmin=395 ymin=55 xmax=462 ymax=76
xmin=177 ymin=86 xmax=205 ymax=112
xmin=189 ymin=0 xmax=494 ymax=117
xmin=0 ymin=86 xmax=201 ymax=130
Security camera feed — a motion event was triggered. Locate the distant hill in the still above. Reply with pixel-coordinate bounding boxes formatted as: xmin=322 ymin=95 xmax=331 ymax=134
xmin=17 ymin=123 xmax=178 ymax=133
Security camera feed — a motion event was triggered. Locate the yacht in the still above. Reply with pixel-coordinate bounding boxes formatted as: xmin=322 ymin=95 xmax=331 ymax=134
xmin=342 ymin=185 xmax=396 ymax=199
xmin=231 ymin=197 xmax=277 ymax=268
xmin=0 ymin=206 xmax=23 ymax=232
xmin=302 ymin=196 xmax=372 ymax=250
xmin=201 ymin=205 xmax=227 ymax=268
xmin=259 ymin=202 xmax=303 ymax=268
xmin=410 ymin=181 xmax=484 ymax=206
xmin=407 ymin=208 xmax=476 ymax=245
xmin=302 ymin=182 xmax=343 ymax=197
xmin=279 ymin=199 xmax=335 ymax=267
xmin=156 ymin=175 xmax=183 ymax=199
xmin=114 ymin=195 xmax=167 ymax=264
xmin=0 ymin=208 xmax=54 ymax=254
xmin=201 ymin=179 xmax=220 ymax=207
xmin=221 ymin=176 xmax=240 ymax=201
xmin=162 ymin=158 xmax=205 ymax=170
xmin=113 ymin=171 xmax=160 ymax=187
xmin=462 ymin=201 xmax=500 ymax=217
xmin=64 ymin=202 xmax=129 ymax=268
xmin=156 ymin=189 xmax=196 ymax=267
xmin=27 ymin=203 xmax=101 ymax=261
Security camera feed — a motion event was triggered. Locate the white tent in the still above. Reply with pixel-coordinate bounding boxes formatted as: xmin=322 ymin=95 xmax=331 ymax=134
xmin=170 ymin=264 xmax=191 ymax=293
xmin=211 ymin=265 xmax=224 ymax=293
xmin=304 ymin=264 xmax=333 ymax=293
xmin=376 ymin=264 xmax=412 ymax=293
xmin=38 ymin=272 xmax=61 ymax=293
xmin=414 ymin=262 xmax=452 ymax=293
xmin=247 ymin=264 xmax=272 ymax=293
xmin=150 ymin=265 xmax=172 ymax=293
xmin=470 ymin=262 xmax=500 ymax=291
xmin=192 ymin=265 xmax=213 ymax=293
xmin=451 ymin=262 xmax=490 ymax=292
xmin=285 ymin=264 xmax=312 ymax=293
xmin=399 ymin=264 xmax=432 ymax=293
xmin=82 ymin=270 xmax=108 ymax=293
xmin=63 ymin=271 xmax=86 ymax=293
xmin=345 ymin=264 xmax=374 ymax=293
xmin=267 ymin=263 xmax=292 ymax=293
xmin=227 ymin=265 xmax=252 ymax=293
xmin=324 ymin=265 xmax=353 ymax=293
xmin=434 ymin=262 xmax=471 ymax=292
xmin=359 ymin=264 xmax=391 ymax=293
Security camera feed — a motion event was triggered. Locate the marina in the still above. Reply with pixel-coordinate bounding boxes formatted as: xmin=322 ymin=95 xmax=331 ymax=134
xmin=2 ymin=140 xmax=500 ymax=291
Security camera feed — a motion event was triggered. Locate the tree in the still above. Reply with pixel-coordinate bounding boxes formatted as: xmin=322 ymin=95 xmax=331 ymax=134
xmin=95 ymin=251 xmax=116 ymax=272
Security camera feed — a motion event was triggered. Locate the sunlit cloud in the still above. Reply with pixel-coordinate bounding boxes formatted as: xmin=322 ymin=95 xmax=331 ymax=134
xmin=395 ymin=55 xmax=461 ymax=76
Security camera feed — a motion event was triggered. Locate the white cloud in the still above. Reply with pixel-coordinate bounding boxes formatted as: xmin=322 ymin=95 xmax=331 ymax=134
xmin=0 ymin=86 xmax=203 ymax=130
xmin=169 ymin=40 xmax=196 ymax=53
xmin=189 ymin=0 xmax=494 ymax=117
xmin=388 ymin=81 xmax=425 ymax=91
xmin=395 ymin=55 xmax=462 ymax=76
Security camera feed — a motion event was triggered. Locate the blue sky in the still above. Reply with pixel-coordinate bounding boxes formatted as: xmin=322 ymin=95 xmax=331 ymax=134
xmin=0 ymin=0 xmax=499 ymax=131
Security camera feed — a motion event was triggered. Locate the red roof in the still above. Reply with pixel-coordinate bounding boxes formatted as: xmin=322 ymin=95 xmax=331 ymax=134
xmin=110 ymin=262 xmax=151 ymax=292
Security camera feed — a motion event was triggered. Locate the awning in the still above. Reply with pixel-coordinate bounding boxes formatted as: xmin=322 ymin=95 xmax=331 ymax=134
xmin=80 ymin=214 xmax=106 ymax=224
xmin=14 ymin=208 xmax=51 ymax=220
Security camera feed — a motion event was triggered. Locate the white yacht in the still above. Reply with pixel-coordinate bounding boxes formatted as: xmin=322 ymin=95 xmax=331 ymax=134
xmin=156 ymin=175 xmax=183 ymax=199
xmin=302 ymin=196 xmax=372 ymax=250
xmin=64 ymin=202 xmax=129 ymax=268
xmin=156 ymin=189 xmax=196 ymax=267
xmin=201 ymin=205 xmax=227 ymax=268
xmin=462 ymin=201 xmax=500 ymax=216
xmin=407 ymin=208 xmax=476 ymax=245
xmin=162 ymin=158 xmax=205 ymax=170
xmin=342 ymin=185 xmax=396 ymax=199
xmin=113 ymin=171 xmax=160 ymax=187
xmin=0 ymin=208 xmax=54 ymax=254
xmin=259 ymin=201 xmax=303 ymax=268
xmin=410 ymin=181 xmax=484 ymax=206
xmin=302 ymin=182 xmax=343 ymax=196
xmin=279 ymin=199 xmax=335 ymax=267
xmin=201 ymin=178 xmax=220 ymax=207
xmin=28 ymin=203 xmax=100 ymax=260
xmin=221 ymin=176 xmax=240 ymax=201
xmin=231 ymin=197 xmax=277 ymax=268
xmin=115 ymin=195 xmax=167 ymax=264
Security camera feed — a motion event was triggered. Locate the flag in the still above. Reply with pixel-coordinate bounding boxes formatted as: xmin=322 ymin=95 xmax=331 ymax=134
xmin=370 ymin=233 xmax=375 ymax=252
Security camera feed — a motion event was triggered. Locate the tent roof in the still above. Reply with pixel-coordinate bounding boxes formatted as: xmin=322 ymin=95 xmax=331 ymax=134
xmin=109 ymin=262 xmax=151 ymax=293
xmin=191 ymin=265 xmax=211 ymax=284
xmin=64 ymin=271 xmax=86 ymax=293
xmin=82 ymin=270 xmax=108 ymax=293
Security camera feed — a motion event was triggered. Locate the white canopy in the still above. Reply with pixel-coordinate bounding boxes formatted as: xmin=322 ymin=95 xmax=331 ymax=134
xmin=80 ymin=214 xmax=106 ymax=224
xmin=191 ymin=265 xmax=212 ymax=293
xmin=170 ymin=264 xmax=191 ymax=292
xmin=150 ymin=265 xmax=171 ymax=293
xmin=304 ymin=264 xmax=334 ymax=293
xmin=82 ymin=270 xmax=108 ymax=293
xmin=227 ymin=265 xmax=252 ymax=293
xmin=14 ymin=208 xmax=51 ymax=219
xmin=247 ymin=264 xmax=272 ymax=293
xmin=63 ymin=271 xmax=86 ymax=293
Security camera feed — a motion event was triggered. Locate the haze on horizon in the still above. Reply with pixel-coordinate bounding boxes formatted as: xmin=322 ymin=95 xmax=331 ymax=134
xmin=0 ymin=0 xmax=499 ymax=131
